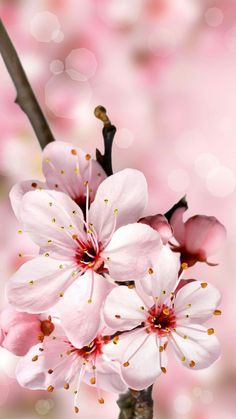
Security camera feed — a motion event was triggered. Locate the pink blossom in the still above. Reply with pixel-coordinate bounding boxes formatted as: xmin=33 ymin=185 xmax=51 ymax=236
xmin=103 ymin=248 xmax=221 ymax=390
xmin=140 ymin=214 xmax=173 ymax=244
xmin=10 ymin=141 xmax=107 ymax=218
xmin=0 ymin=306 xmax=55 ymax=356
xmin=16 ymin=325 xmax=127 ymax=412
xmin=7 ymin=169 xmax=162 ymax=321
xmin=170 ymin=208 xmax=226 ymax=266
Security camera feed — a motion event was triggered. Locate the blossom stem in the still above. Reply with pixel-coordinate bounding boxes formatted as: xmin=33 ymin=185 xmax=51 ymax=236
xmin=117 ymin=386 xmax=154 ymax=419
xmin=94 ymin=105 xmax=116 ymax=176
xmin=0 ymin=19 xmax=55 ymax=149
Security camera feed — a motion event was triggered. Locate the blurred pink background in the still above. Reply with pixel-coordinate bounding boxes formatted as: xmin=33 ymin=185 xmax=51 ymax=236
xmin=0 ymin=1 xmax=235 ymax=418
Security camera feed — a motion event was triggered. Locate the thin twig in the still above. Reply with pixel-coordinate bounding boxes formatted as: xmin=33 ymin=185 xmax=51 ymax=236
xmin=94 ymin=105 xmax=116 ymax=176
xmin=0 ymin=19 xmax=55 ymax=149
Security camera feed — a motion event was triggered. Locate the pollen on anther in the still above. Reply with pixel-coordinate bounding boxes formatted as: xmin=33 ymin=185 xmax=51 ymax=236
xmin=29 ymin=280 xmax=34 ymax=285
xmin=18 ymin=229 xmax=23 ymax=234
xmin=148 ymin=268 xmax=154 ymax=275
xmin=60 ymin=170 xmax=65 ymax=175
xmin=52 ymin=218 xmax=56 ymax=223
xmin=189 ymin=360 xmax=195 ymax=368
xmin=32 ymin=355 xmax=38 ymax=362
xmin=47 ymin=385 xmax=54 ymax=393
xmin=161 ymin=367 xmax=167 ymax=374
xmin=87 ymin=299 xmax=92 ymax=304
xmin=18 ymin=253 xmax=23 ymax=258
xmin=59 ymin=292 xmax=64 ymax=298
xmin=159 ymin=346 xmax=164 ymax=352
xmin=90 ymin=377 xmax=96 ymax=385
xmin=114 ymin=208 xmax=118 ymax=215
xmin=181 ymin=356 xmax=186 ymax=362
xmin=59 ymin=264 xmax=64 ymax=269
xmin=71 ymin=149 xmax=77 ymax=155
xmin=115 ymin=314 xmax=121 ymax=319
xmin=48 ymin=239 xmax=52 ymax=244
xmin=85 ymin=154 xmax=91 ymax=161
xmin=31 ymin=182 xmax=37 ymax=188
xmin=74 ymin=406 xmax=79 ymax=414
xmin=72 ymin=210 xmax=76 ymax=215
xmin=74 ymin=167 xmax=79 ymax=174
xmin=48 ymin=369 xmax=53 ymax=374
xmin=104 ymin=198 xmax=108 ymax=204
xmin=140 ymin=306 xmax=145 ymax=311
xmin=98 ymin=398 xmax=105 ymax=404
xmin=44 ymin=253 xmax=50 ymax=257
xmin=64 ymin=383 xmax=70 ymax=390
xmin=214 ymin=309 xmax=222 ymax=316
xmin=162 ymin=290 xmax=166 ymax=295
xmin=183 ymin=335 xmax=188 ymax=339
xmin=181 ymin=262 xmax=188 ymax=270
xmin=49 ymin=202 xmax=53 ymax=207
xmin=123 ymin=361 xmax=129 ymax=367
xmin=207 ymin=328 xmax=215 ymax=335
xmin=113 ymin=336 xmax=119 ymax=344
xmin=201 ymin=282 xmax=208 ymax=288
xmin=163 ymin=308 xmax=169 ymax=316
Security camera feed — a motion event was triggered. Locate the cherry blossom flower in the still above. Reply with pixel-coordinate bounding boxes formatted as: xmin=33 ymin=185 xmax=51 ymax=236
xmin=7 ymin=169 xmax=162 ymax=321
xmin=16 ymin=325 xmax=127 ymax=413
xmin=103 ymin=248 xmax=221 ymax=390
xmin=140 ymin=214 xmax=173 ymax=244
xmin=170 ymin=208 xmax=226 ymax=266
xmin=0 ymin=306 xmax=54 ymax=356
xmin=10 ymin=141 xmax=107 ymax=218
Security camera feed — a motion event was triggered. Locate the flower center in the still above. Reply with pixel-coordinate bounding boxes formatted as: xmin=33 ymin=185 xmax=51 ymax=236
xmin=74 ymin=237 xmax=105 ymax=274
xmin=75 ymin=336 xmax=109 ymax=360
xmin=146 ymin=304 xmax=176 ymax=336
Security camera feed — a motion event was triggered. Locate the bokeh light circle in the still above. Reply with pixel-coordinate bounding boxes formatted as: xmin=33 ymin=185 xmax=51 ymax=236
xmin=194 ymin=153 xmax=219 ymax=178
xmin=50 ymin=60 xmax=64 ymax=75
xmin=30 ymin=12 xmax=61 ymax=42
xmin=174 ymin=393 xmax=192 ymax=414
xmin=99 ymin=0 xmax=142 ymax=27
xmin=45 ymin=72 xmax=92 ymax=119
xmin=35 ymin=399 xmax=53 ymax=415
xmin=206 ymin=165 xmax=236 ymax=197
xmin=66 ymin=48 xmax=97 ymax=81
xmin=205 ymin=8 xmax=224 ymax=27
xmin=168 ymin=168 xmax=190 ymax=192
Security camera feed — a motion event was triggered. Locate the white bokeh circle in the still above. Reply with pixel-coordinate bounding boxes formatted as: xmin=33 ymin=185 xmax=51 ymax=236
xmin=206 ymin=165 xmax=236 ymax=197
xmin=174 ymin=393 xmax=192 ymax=415
xmin=194 ymin=153 xmax=219 ymax=178
xmin=66 ymin=48 xmax=97 ymax=81
xmin=205 ymin=8 xmax=224 ymax=28
xmin=30 ymin=12 xmax=61 ymax=42
xmin=50 ymin=60 xmax=64 ymax=75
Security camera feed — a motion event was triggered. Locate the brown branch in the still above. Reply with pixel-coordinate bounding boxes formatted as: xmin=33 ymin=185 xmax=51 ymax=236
xmin=0 ymin=19 xmax=55 ymax=149
xmin=94 ymin=105 xmax=116 ymax=176
xmin=117 ymin=387 xmax=154 ymax=419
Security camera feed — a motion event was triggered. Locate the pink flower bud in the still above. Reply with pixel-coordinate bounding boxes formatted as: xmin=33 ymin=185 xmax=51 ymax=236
xmin=140 ymin=214 xmax=173 ymax=244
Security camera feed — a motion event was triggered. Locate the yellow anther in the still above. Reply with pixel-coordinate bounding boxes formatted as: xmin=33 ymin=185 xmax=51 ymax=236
xmin=181 ymin=356 xmax=186 ymax=362
xmin=85 ymin=153 xmax=91 ymax=160
xmin=71 ymin=149 xmax=77 ymax=155
xmin=159 ymin=346 xmax=164 ymax=352
xmin=44 ymin=253 xmax=49 ymax=257
xmin=148 ymin=268 xmax=154 ymax=275
xmin=162 ymin=290 xmax=166 ymax=295
xmin=189 ymin=360 xmax=195 ymax=368
xmin=32 ymin=355 xmax=38 ymax=362
xmin=104 ymin=198 xmax=109 ymax=204
xmin=64 ymin=383 xmax=70 ymax=390
xmin=201 ymin=282 xmax=208 ymax=288
xmin=48 ymin=369 xmax=53 ymax=374
xmin=161 ymin=367 xmax=167 ymax=374
xmin=115 ymin=314 xmax=121 ymax=319
xmin=48 ymin=239 xmax=52 ymax=244
xmin=47 ymin=385 xmax=54 ymax=392
xmin=74 ymin=406 xmax=79 ymax=414
xmin=59 ymin=264 xmax=64 ymax=269
xmin=60 ymin=170 xmax=65 ymax=175
xmin=59 ymin=292 xmax=64 ymax=298
xmin=90 ymin=377 xmax=96 ymax=385
xmin=140 ymin=306 xmax=145 ymax=311
xmin=52 ymin=218 xmax=56 ymax=223
xmin=18 ymin=253 xmax=23 ymax=258
xmin=45 ymin=158 xmax=50 ymax=163
xmin=214 ymin=309 xmax=222 ymax=316
xmin=128 ymin=284 xmax=135 ymax=289
xmin=29 ymin=280 xmax=34 ymax=285
xmin=183 ymin=335 xmax=188 ymax=339
xmin=18 ymin=229 xmax=23 ymax=234
xmin=113 ymin=336 xmax=119 ymax=344
xmin=49 ymin=202 xmax=53 ymax=207
xmin=187 ymin=303 xmax=192 ymax=308
xmin=114 ymin=208 xmax=119 ymax=215
xmin=87 ymin=299 xmax=92 ymax=304
xmin=123 ymin=361 xmax=129 ymax=367
xmin=163 ymin=308 xmax=170 ymax=316
xmin=74 ymin=167 xmax=79 ymax=174
xmin=181 ymin=262 xmax=188 ymax=270
xmin=98 ymin=398 xmax=105 ymax=404
xmin=207 ymin=328 xmax=215 ymax=335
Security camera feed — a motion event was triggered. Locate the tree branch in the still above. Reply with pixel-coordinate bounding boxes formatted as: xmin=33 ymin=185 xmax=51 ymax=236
xmin=0 ymin=18 xmax=55 ymax=149
xmin=117 ymin=387 xmax=154 ymax=419
xmin=94 ymin=105 xmax=116 ymax=176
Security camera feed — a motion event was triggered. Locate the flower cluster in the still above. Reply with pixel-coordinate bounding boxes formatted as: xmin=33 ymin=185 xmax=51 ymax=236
xmin=2 ymin=141 xmax=226 ymax=412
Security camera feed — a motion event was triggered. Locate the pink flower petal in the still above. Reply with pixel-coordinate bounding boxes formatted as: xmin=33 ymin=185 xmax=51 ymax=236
xmin=10 ymin=180 xmax=46 ymax=220
xmin=184 ymin=216 xmax=226 ymax=258
xmin=139 ymin=245 xmax=180 ymax=301
xmin=89 ymin=169 xmax=148 ymax=243
xmin=103 ymin=223 xmax=162 ymax=281
xmin=20 ymin=189 xmax=85 ymax=258
xmin=16 ymin=336 xmax=79 ymax=390
xmin=120 ymin=331 xmax=167 ymax=390
xmin=42 ymin=141 xmax=106 ymax=204
xmin=171 ymin=324 xmax=220 ymax=369
xmin=83 ymin=356 xmax=127 ymax=393
xmin=57 ymin=272 xmax=114 ymax=348
xmin=6 ymin=256 xmax=75 ymax=312
xmin=174 ymin=280 xmax=221 ymax=324
xmin=170 ymin=207 xmax=186 ymax=245
xmin=2 ymin=321 xmax=41 ymax=356
xmin=103 ymin=285 xmax=146 ymax=331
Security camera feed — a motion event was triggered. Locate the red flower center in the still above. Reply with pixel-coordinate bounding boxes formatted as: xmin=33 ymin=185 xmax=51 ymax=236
xmin=146 ymin=304 xmax=176 ymax=336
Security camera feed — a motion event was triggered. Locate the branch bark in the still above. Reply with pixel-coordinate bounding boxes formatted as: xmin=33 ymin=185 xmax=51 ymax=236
xmin=94 ymin=105 xmax=116 ymax=176
xmin=117 ymin=387 xmax=154 ymax=419
xmin=0 ymin=18 xmax=55 ymax=149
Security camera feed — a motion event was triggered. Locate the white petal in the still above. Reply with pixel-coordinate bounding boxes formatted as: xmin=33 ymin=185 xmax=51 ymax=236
xmin=174 ymin=280 xmax=221 ymax=324
xmin=171 ymin=324 xmax=220 ymax=369
xmin=103 ymin=286 xmax=146 ymax=331
xmin=10 ymin=180 xmax=46 ymax=220
xmin=89 ymin=169 xmax=148 ymax=243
